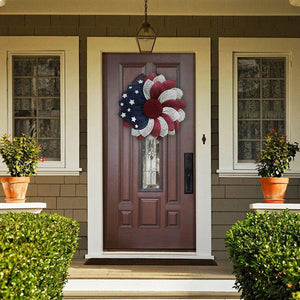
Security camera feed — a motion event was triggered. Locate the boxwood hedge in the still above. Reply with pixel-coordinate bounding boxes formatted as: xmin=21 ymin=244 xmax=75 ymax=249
xmin=225 ymin=210 xmax=300 ymax=300
xmin=0 ymin=212 xmax=79 ymax=299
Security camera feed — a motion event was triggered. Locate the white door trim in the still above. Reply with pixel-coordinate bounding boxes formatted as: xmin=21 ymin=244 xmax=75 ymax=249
xmin=87 ymin=37 xmax=212 ymax=259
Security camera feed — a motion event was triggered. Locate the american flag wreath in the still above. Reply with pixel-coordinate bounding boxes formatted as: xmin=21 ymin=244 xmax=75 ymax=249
xmin=119 ymin=73 xmax=186 ymax=140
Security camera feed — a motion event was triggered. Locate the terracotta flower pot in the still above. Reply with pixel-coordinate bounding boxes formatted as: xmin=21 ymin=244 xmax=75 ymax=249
xmin=259 ymin=177 xmax=289 ymax=204
xmin=1 ymin=177 xmax=30 ymax=203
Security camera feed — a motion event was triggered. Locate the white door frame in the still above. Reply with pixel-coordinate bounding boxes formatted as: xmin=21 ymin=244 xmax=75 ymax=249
xmin=87 ymin=37 xmax=212 ymax=259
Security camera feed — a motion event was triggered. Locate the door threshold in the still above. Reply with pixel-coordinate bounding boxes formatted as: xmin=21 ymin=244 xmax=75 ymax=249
xmin=85 ymin=258 xmax=216 ymax=265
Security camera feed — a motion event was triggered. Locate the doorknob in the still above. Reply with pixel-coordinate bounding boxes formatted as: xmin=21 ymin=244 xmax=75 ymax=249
xmin=202 ymin=134 xmax=206 ymax=144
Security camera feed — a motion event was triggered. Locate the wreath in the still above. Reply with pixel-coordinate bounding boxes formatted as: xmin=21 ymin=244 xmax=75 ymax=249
xmin=119 ymin=73 xmax=186 ymax=140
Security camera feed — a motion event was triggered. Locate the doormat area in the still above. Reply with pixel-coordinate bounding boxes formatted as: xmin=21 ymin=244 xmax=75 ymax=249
xmin=85 ymin=258 xmax=217 ymax=266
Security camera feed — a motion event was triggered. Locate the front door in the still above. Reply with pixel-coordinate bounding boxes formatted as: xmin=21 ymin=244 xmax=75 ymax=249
xmin=103 ymin=54 xmax=195 ymax=250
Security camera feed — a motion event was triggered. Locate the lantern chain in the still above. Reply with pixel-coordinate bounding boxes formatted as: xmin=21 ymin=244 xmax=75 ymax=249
xmin=144 ymin=0 xmax=148 ymax=23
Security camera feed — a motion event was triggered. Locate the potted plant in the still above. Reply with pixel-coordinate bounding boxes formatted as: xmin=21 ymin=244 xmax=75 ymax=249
xmin=0 ymin=133 xmax=43 ymax=203
xmin=255 ymin=129 xmax=299 ymax=203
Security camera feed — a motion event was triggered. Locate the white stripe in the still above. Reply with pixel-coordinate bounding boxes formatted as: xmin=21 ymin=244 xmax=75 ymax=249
xmin=178 ymin=109 xmax=186 ymax=122
xmin=174 ymin=87 xmax=183 ymax=99
xmin=131 ymin=128 xmax=140 ymax=136
xmin=158 ymin=89 xmax=177 ymax=103
xmin=143 ymin=79 xmax=153 ymax=100
xmin=162 ymin=107 xmax=180 ymax=121
xmin=153 ymin=74 xmax=166 ymax=83
xmin=140 ymin=118 xmax=154 ymax=137
xmin=157 ymin=116 xmax=168 ymax=137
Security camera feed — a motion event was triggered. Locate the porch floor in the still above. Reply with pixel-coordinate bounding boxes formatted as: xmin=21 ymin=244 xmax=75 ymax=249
xmin=68 ymin=259 xmax=235 ymax=280
xmin=64 ymin=259 xmax=240 ymax=299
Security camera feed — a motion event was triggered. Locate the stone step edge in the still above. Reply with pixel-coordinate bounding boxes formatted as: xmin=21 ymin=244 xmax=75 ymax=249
xmin=63 ymin=279 xmax=240 ymax=299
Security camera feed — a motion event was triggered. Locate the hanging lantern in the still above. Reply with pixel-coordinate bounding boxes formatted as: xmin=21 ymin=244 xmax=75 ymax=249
xmin=136 ymin=0 xmax=157 ymax=53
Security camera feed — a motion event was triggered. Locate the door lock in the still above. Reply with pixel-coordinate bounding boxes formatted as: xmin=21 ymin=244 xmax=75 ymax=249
xmin=202 ymin=134 xmax=206 ymax=145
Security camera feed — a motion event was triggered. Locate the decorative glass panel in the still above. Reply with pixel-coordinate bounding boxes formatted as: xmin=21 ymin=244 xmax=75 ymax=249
xmin=39 ymin=139 xmax=60 ymax=160
xmin=12 ymin=55 xmax=61 ymax=161
xmin=140 ymin=136 xmax=161 ymax=190
xmin=238 ymin=100 xmax=260 ymax=119
xmin=262 ymin=79 xmax=285 ymax=98
xmin=238 ymin=58 xmax=260 ymax=78
xmin=238 ymin=79 xmax=260 ymax=98
xmin=262 ymin=58 xmax=285 ymax=78
xmin=238 ymin=121 xmax=260 ymax=139
xmin=238 ymin=141 xmax=261 ymax=161
xmin=14 ymin=98 xmax=36 ymax=117
xmin=262 ymin=120 xmax=285 ymax=137
xmin=237 ymin=57 xmax=286 ymax=162
xmin=262 ymin=100 xmax=285 ymax=119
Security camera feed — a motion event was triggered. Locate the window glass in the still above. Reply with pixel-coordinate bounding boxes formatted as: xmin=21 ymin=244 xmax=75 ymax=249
xmin=12 ymin=56 xmax=61 ymax=161
xmin=140 ymin=136 xmax=161 ymax=190
xmin=237 ymin=57 xmax=286 ymax=162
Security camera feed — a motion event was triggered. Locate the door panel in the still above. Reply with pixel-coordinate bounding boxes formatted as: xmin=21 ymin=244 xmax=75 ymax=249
xmin=103 ymin=54 xmax=195 ymax=250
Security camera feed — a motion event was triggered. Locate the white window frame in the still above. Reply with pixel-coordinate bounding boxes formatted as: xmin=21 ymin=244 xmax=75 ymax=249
xmin=0 ymin=37 xmax=81 ymax=176
xmin=219 ymin=38 xmax=300 ymax=178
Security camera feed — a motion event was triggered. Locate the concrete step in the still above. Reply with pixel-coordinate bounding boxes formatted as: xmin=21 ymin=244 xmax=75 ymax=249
xmin=63 ymin=259 xmax=240 ymax=299
xmin=63 ymin=278 xmax=240 ymax=299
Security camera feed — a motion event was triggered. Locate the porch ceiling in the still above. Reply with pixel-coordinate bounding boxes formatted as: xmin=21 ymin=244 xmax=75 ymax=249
xmin=0 ymin=0 xmax=300 ymax=16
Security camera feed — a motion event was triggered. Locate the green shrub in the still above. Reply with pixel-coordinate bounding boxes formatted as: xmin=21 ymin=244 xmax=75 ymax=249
xmin=0 ymin=213 xmax=79 ymax=299
xmin=225 ymin=210 xmax=300 ymax=300
xmin=293 ymin=292 xmax=300 ymax=300
xmin=0 ymin=134 xmax=42 ymax=177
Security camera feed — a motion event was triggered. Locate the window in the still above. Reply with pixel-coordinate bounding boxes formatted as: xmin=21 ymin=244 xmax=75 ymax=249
xmin=12 ymin=55 xmax=61 ymax=161
xmin=0 ymin=37 xmax=80 ymax=176
xmin=236 ymin=55 xmax=287 ymax=163
xmin=219 ymin=38 xmax=300 ymax=177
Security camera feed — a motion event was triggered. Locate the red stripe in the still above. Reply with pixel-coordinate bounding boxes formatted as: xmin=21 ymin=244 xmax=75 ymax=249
xmin=137 ymin=135 xmax=144 ymax=140
xmin=174 ymin=120 xmax=180 ymax=131
xmin=150 ymin=82 xmax=166 ymax=99
xmin=157 ymin=136 xmax=163 ymax=141
xmin=123 ymin=121 xmax=132 ymax=128
xmin=150 ymin=119 xmax=161 ymax=138
xmin=177 ymin=99 xmax=186 ymax=109
xmin=162 ymin=79 xmax=176 ymax=89
xmin=147 ymin=73 xmax=156 ymax=81
xmin=161 ymin=113 xmax=175 ymax=131
xmin=162 ymin=100 xmax=181 ymax=111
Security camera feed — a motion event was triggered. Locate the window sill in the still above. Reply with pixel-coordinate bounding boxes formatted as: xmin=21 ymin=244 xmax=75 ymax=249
xmin=0 ymin=168 xmax=82 ymax=177
xmin=217 ymin=169 xmax=300 ymax=178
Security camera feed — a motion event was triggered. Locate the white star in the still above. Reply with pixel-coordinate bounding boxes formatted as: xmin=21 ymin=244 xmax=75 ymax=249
xmin=120 ymin=102 xmax=124 ymax=106
xmin=138 ymin=80 xmax=143 ymax=84
xmin=121 ymin=112 xmax=126 ymax=118
xmin=135 ymin=90 xmax=139 ymax=94
xmin=129 ymin=99 xmax=135 ymax=105
xmin=127 ymin=108 xmax=131 ymax=112
xmin=135 ymin=124 xmax=138 ymax=128
xmin=122 ymin=93 xmax=127 ymax=98
xmin=131 ymin=116 xmax=136 ymax=122
xmin=128 ymin=86 xmax=133 ymax=89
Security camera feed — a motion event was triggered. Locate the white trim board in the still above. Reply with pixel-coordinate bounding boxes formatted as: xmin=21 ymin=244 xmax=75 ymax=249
xmin=87 ymin=37 xmax=212 ymax=259
xmin=64 ymin=279 xmax=236 ymax=293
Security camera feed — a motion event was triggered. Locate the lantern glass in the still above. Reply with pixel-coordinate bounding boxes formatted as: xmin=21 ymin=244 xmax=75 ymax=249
xmin=136 ymin=22 xmax=157 ymax=53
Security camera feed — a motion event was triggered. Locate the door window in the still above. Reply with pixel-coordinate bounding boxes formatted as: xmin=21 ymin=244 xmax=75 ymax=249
xmin=140 ymin=136 xmax=162 ymax=190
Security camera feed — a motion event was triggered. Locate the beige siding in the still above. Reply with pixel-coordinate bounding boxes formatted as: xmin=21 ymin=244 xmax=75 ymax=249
xmin=0 ymin=15 xmax=300 ymax=259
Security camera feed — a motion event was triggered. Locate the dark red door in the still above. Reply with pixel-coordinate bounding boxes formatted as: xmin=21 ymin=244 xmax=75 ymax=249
xmin=103 ymin=54 xmax=195 ymax=250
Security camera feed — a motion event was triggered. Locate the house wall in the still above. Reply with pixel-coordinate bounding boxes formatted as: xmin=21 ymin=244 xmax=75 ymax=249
xmin=0 ymin=15 xmax=300 ymax=259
